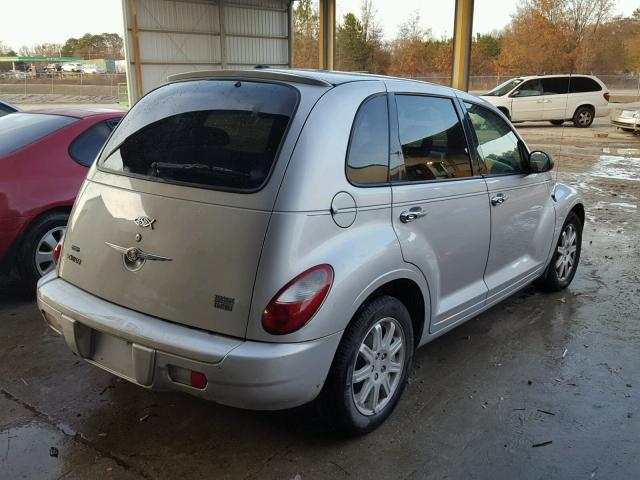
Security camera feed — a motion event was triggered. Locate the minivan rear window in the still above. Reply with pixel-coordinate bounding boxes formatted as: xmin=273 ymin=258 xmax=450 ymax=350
xmin=569 ymin=76 xmax=601 ymax=93
xmin=0 ymin=113 xmax=77 ymax=156
xmin=99 ymin=80 xmax=298 ymax=192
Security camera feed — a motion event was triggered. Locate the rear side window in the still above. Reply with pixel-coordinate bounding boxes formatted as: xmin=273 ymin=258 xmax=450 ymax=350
xmin=346 ymin=95 xmax=389 ymax=185
xmin=69 ymin=120 xmax=116 ymax=167
xmin=0 ymin=113 xmax=76 ymax=156
xmin=393 ymin=95 xmax=472 ymax=182
xmin=569 ymin=77 xmax=602 ymax=93
xmin=100 ymin=80 xmax=297 ymax=192
xmin=542 ymin=77 xmax=570 ymax=95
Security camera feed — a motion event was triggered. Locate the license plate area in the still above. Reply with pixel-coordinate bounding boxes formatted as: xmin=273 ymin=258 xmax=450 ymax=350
xmin=91 ymin=330 xmax=136 ymax=381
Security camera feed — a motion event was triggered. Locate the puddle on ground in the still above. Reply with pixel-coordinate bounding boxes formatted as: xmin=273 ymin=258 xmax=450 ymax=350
xmin=591 ymin=155 xmax=640 ymax=182
xmin=601 ymin=147 xmax=640 ymax=156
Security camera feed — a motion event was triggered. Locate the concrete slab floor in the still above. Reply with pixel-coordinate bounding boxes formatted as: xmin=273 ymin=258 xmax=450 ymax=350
xmin=1 ymin=118 xmax=639 ymax=480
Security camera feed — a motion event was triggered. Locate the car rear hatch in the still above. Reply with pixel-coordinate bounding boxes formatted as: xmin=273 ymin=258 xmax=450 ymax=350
xmin=58 ymin=75 xmax=329 ymax=338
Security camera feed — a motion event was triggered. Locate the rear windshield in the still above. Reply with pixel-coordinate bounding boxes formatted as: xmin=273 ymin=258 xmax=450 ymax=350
xmin=0 ymin=113 xmax=77 ymax=156
xmin=99 ymin=80 xmax=298 ymax=192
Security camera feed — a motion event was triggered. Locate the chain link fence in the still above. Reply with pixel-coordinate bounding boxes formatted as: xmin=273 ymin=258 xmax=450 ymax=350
xmin=0 ymin=72 xmax=127 ymax=101
xmin=1 ymin=72 xmax=638 ymax=103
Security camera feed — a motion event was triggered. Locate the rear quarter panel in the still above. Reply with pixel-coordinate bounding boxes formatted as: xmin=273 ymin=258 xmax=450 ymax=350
xmin=247 ymin=80 xmax=431 ymax=343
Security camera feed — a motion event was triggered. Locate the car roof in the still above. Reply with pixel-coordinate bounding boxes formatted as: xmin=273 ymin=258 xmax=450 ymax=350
xmin=168 ymin=68 xmax=453 ymax=90
xmin=24 ymin=108 xmax=125 ymax=119
xmin=516 ymin=74 xmax=598 ymax=80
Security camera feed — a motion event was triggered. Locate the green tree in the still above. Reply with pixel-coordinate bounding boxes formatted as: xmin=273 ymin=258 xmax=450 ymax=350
xmin=61 ymin=33 xmax=124 ymax=59
xmin=476 ymin=33 xmax=501 ymax=59
xmin=336 ymin=12 xmax=373 ymax=71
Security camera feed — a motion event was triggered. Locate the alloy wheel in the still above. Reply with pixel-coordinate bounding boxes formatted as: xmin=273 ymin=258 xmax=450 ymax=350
xmin=351 ymin=317 xmax=405 ymax=416
xmin=555 ymin=224 xmax=577 ymax=281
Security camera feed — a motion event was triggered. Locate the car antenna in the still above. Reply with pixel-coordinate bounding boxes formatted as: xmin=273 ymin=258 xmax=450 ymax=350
xmin=555 ymin=73 xmax=573 ymax=196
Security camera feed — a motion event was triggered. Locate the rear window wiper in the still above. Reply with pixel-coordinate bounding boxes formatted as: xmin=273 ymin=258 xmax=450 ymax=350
xmin=151 ymin=162 xmax=251 ymax=178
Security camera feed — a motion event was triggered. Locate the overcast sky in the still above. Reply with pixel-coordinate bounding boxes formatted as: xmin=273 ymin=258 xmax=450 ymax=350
xmin=1 ymin=0 xmax=638 ymax=50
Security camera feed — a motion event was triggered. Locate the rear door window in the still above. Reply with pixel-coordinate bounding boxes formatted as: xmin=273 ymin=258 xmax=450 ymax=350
xmin=542 ymin=77 xmax=570 ymax=95
xmin=69 ymin=120 xmax=116 ymax=167
xmin=346 ymin=95 xmax=389 ymax=185
xmin=100 ymin=80 xmax=298 ymax=192
xmin=392 ymin=95 xmax=472 ymax=182
xmin=0 ymin=113 xmax=76 ymax=156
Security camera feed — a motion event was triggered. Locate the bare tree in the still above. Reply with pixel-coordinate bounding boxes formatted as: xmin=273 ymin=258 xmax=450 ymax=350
xmin=565 ymin=0 xmax=615 ymax=43
xmin=19 ymin=43 xmax=63 ymax=57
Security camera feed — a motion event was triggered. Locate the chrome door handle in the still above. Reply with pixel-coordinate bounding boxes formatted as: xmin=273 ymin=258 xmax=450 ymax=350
xmin=490 ymin=193 xmax=507 ymax=206
xmin=400 ymin=207 xmax=427 ymax=223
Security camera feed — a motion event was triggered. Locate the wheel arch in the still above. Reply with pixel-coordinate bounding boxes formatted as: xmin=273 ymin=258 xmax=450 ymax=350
xmin=570 ymin=202 xmax=585 ymax=226
xmin=3 ymin=206 xmax=72 ymax=268
xmin=574 ymin=103 xmax=595 ymax=116
xmin=497 ymin=106 xmax=511 ymax=120
xmin=354 ymin=277 xmax=428 ymax=350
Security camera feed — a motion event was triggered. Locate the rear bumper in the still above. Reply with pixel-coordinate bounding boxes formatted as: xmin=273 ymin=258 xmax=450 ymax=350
xmin=37 ymin=274 xmax=341 ymax=410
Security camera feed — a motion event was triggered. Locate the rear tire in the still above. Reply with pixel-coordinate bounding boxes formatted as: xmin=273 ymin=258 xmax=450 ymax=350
xmin=16 ymin=212 xmax=68 ymax=293
xmin=535 ymin=212 xmax=582 ymax=292
xmin=550 ymin=120 xmax=564 ymax=125
xmin=318 ymin=296 xmax=414 ymax=435
xmin=572 ymin=107 xmax=594 ymax=128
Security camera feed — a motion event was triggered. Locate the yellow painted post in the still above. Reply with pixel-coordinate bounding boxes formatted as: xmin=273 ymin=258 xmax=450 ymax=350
xmin=128 ymin=0 xmax=144 ymax=101
xmin=318 ymin=0 xmax=335 ymax=70
xmin=451 ymin=0 xmax=474 ymax=91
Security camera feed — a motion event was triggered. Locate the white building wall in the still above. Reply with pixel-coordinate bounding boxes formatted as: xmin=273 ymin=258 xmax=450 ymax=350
xmin=122 ymin=0 xmax=292 ymax=104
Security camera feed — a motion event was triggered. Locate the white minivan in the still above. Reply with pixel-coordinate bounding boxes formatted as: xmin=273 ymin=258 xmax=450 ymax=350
xmin=481 ymin=74 xmax=610 ymax=127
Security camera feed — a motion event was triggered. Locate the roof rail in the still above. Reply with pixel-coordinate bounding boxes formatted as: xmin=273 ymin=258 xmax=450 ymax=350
xmin=167 ymin=69 xmax=333 ymax=87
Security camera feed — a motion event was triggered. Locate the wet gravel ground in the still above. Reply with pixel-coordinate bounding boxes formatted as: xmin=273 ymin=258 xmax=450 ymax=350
xmin=1 ymin=116 xmax=639 ymax=479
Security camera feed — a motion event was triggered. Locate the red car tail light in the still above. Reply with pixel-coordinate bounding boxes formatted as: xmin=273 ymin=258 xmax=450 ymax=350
xmin=603 ymin=92 xmax=610 ymax=102
xmin=262 ymin=264 xmax=334 ymax=335
xmin=52 ymin=241 xmax=63 ymax=263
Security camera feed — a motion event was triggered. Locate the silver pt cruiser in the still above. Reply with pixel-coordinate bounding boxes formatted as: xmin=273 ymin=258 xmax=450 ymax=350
xmin=37 ymin=70 xmax=584 ymax=434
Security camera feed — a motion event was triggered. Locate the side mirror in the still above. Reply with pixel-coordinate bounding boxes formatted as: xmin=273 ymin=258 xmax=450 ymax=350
xmin=529 ymin=151 xmax=554 ymax=173
xmin=509 ymin=90 xmax=520 ymax=98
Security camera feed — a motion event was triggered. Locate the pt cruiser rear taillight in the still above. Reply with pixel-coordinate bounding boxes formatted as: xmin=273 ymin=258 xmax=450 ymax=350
xmin=52 ymin=241 xmax=63 ymax=264
xmin=262 ymin=264 xmax=334 ymax=335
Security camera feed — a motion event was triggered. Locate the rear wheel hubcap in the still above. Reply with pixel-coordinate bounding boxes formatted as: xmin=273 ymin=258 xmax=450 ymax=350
xmin=35 ymin=226 xmax=65 ymax=276
xmin=578 ymin=111 xmax=592 ymax=125
xmin=351 ymin=317 xmax=405 ymax=416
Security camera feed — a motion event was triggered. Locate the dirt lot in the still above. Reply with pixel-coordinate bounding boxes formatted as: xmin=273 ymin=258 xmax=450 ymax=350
xmin=1 ymin=114 xmax=639 ymax=479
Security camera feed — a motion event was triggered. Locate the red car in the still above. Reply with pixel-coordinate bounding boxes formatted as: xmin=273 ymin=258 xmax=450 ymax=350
xmin=0 ymin=108 xmax=125 ymax=289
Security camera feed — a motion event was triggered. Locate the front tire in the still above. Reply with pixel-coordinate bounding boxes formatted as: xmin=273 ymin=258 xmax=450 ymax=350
xmin=17 ymin=212 xmax=68 ymax=292
xmin=319 ymin=296 xmax=414 ymax=435
xmin=535 ymin=212 xmax=582 ymax=292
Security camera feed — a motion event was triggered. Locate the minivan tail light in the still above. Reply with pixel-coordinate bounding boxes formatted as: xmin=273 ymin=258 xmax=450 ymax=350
xmin=262 ymin=264 xmax=334 ymax=335
xmin=603 ymin=92 xmax=610 ymax=102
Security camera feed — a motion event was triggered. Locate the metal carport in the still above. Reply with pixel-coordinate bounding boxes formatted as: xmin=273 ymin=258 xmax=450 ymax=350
xmin=121 ymin=0 xmax=294 ymax=104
